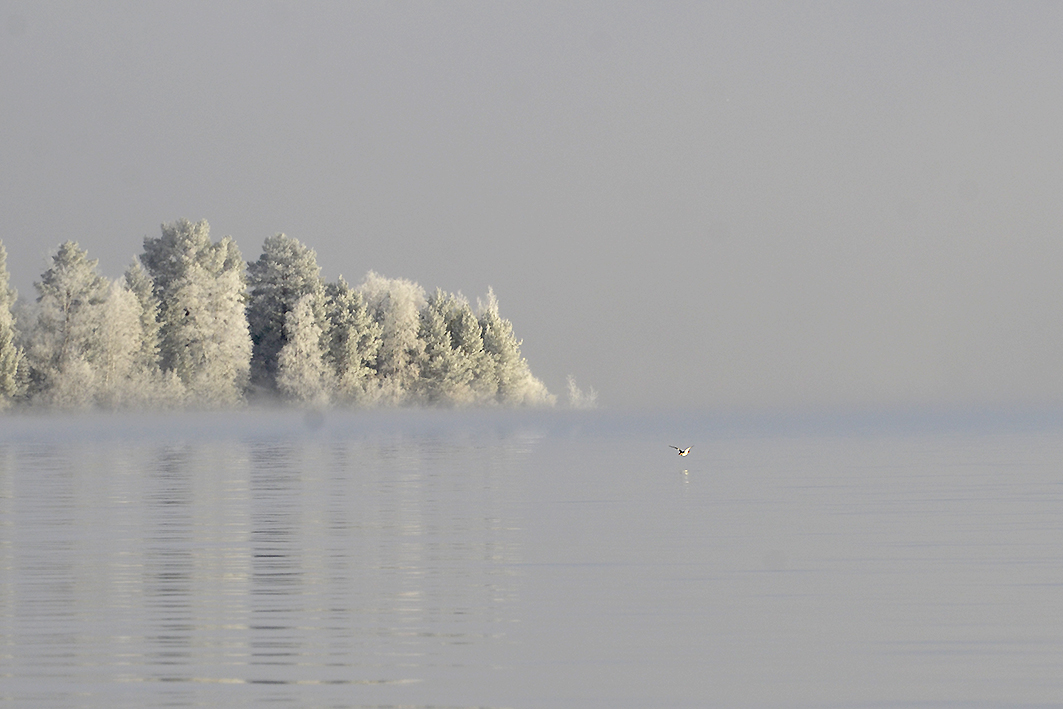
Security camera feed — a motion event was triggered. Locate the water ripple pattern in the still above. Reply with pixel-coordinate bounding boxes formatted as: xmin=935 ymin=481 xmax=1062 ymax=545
xmin=1 ymin=409 xmax=1062 ymax=708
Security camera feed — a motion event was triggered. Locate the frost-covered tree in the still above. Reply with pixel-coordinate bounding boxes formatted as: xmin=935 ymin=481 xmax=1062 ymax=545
xmin=18 ymin=243 xmax=162 ymax=409
xmin=92 ymin=281 xmax=145 ymax=408
xmin=246 ymin=234 xmax=325 ymax=393
xmin=0 ymin=222 xmax=554 ymax=411
xmin=24 ymin=242 xmax=110 ymax=407
xmin=479 ymin=289 xmax=554 ymax=406
xmin=323 ymin=277 xmax=381 ymax=404
xmin=445 ymin=295 xmax=495 ymax=403
xmin=566 ymin=375 xmax=598 ymax=409
xmin=359 ymin=272 xmax=425 ymax=404
xmin=124 ymin=259 xmax=162 ymax=373
xmin=0 ymin=241 xmax=25 ymax=406
xmin=276 ymin=293 xmax=330 ymax=406
xmin=109 ymin=260 xmax=186 ymax=408
xmin=417 ymin=289 xmax=470 ymax=405
xmin=140 ymin=219 xmax=251 ymax=406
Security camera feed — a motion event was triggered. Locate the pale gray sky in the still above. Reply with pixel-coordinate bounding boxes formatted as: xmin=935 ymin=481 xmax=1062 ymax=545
xmin=3 ymin=1 xmax=1063 ymax=410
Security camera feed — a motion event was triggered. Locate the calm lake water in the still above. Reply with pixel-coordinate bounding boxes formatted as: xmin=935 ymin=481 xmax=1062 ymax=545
xmin=1 ymin=409 xmax=1062 ymax=708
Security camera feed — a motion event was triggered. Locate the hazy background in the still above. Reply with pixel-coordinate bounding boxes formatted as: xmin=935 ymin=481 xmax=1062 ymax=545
xmin=2 ymin=1 xmax=1062 ymax=411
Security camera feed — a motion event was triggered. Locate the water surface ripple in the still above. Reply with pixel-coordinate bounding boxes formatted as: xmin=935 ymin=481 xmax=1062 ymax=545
xmin=1 ymin=410 xmax=1062 ymax=708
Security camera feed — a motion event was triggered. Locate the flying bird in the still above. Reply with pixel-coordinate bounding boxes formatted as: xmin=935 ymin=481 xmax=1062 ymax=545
xmin=670 ymin=446 xmax=692 ymax=456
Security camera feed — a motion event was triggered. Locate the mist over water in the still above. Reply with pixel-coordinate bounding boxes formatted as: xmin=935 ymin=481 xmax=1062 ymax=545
xmin=2 ymin=409 xmax=1062 ymax=707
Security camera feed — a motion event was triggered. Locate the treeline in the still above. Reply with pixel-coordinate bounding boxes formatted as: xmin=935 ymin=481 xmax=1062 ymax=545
xmin=0 ymin=219 xmax=561 ymax=410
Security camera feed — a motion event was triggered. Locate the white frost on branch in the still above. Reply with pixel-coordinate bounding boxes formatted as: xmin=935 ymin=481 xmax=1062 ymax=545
xmin=5 ymin=223 xmax=563 ymax=411
xmin=566 ymin=375 xmax=598 ymax=409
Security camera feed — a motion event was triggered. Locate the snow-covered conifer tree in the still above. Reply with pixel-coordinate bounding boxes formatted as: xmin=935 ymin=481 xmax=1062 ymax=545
xmin=120 ymin=259 xmax=184 ymax=407
xmin=479 ymin=288 xmax=554 ymax=406
xmin=417 ymin=289 xmax=470 ymax=405
xmin=140 ymin=219 xmax=251 ymax=406
xmin=0 ymin=241 xmax=25 ymax=406
xmin=247 ymin=234 xmax=325 ymax=394
xmin=359 ymin=272 xmax=425 ymax=404
xmin=323 ymin=277 xmax=381 ymax=404
xmin=276 ymin=293 xmax=330 ymax=406
xmin=25 ymin=242 xmax=110 ymax=407
xmin=444 ymin=296 xmax=493 ymax=403
xmin=124 ymin=259 xmax=162 ymax=373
